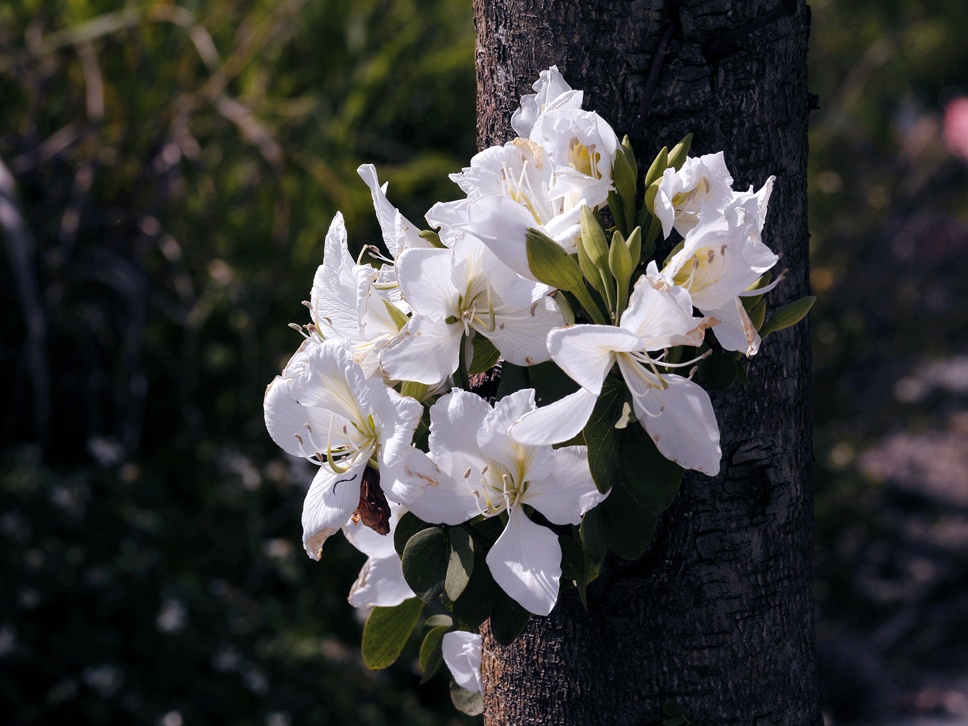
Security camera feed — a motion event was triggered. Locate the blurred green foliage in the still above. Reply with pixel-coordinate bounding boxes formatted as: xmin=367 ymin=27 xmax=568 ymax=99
xmin=0 ymin=1 xmax=475 ymax=723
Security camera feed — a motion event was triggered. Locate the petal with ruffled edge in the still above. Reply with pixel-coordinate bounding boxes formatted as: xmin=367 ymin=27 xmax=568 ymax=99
xmin=524 ymin=445 xmax=606 ymax=525
xmin=620 ymin=276 xmax=704 ymax=350
xmin=486 ymin=507 xmax=561 ymax=616
xmin=442 ymin=631 xmax=482 ymax=693
xmin=347 ymin=554 xmax=415 ymax=609
xmin=302 ymin=458 xmax=367 ymax=560
xmin=617 ymin=355 xmax=721 ymax=476
xmin=509 ymin=387 xmax=599 ymax=446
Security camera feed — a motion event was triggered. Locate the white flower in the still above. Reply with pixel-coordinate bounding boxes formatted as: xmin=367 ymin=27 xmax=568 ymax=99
xmin=511 ymin=276 xmax=721 ymax=475
xmin=653 ymin=152 xmax=737 ymax=239
xmin=529 ymin=106 xmax=619 ymax=199
xmin=263 ymin=339 xmax=422 ymax=558
xmin=403 ymin=389 xmax=606 ymax=616
xmin=442 ymin=631 xmax=482 ymax=693
xmin=511 ymin=65 xmax=583 ymax=139
xmin=426 ymin=139 xmax=605 ymax=281
xmin=656 ymin=192 xmax=778 ymax=356
xmin=343 ymin=502 xmax=415 ymax=609
xmin=379 ymin=236 xmax=564 ymax=384
xmin=308 ymin=213 xmax=406 ymax=377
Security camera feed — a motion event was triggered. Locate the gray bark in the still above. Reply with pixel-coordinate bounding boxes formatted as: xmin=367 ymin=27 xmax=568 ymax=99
xmin=474 ymin=0 xmax=821 ymax=723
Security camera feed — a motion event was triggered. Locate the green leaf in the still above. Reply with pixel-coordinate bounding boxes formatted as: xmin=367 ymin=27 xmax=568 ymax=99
xmin=759 ymin=296 xmax=816 ymax=339
xmin=394 ymin=511 xmax=434 ymax=558
xmin=452 ymin=550 xmax=501 ymax=630
xmin=450 ymin=681 xmax=484 ymax=717
xmin=419 ymin=624 xmax=450 ymax=683
xmin=525 ymin=227 xmax=585 ymax=291
xmin=424 ymin=614 xmax=454 ymax=628
xmin=667 ymin=132 xmax=693 ymax=171
xmin=382 ymin=297 xmax=411 ymax=331
xmin=643 ymin=146 xmax=669 ymax=189
xmin=445 ymin=526 xmax=475 ymax=601
xmin=579 ymin=207 xmax=611 ymax=304
xmin=603 ymin=474 xmax=658 ymax=560
xmin=361 ymin=597 xmax=424 ymax=670
xmin=695 ymin=353 xmax=740 ymax=391
xmin=528 ymin=360 xmax=579 ymax=406
xmin=582 ymin=378 xmax=625 ymax=493
xmin=620 ymin=426 xmax=684 ymax=515
xmin=489 ymin=594 xmax=531 ymax=645
xmin=468 ymin=335 xmax=500 ymax=375
xmin=419 ymin=228 xmax=445 ymax=248
xmin=747 ymin=297 xmax=767 ymax=331
xmin=402 ymin=526 xmax=450 ymax=601
xmin=495 ymin=362 xmax=529 ymax=400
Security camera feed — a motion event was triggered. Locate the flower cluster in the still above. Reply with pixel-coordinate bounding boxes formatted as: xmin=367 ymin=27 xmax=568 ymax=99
xmin=263 ymin=66 xmax=811 ymax=706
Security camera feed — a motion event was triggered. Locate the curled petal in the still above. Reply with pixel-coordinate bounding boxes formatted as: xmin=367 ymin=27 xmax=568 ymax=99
xmin=302 ymin=459 xmax=367 ymax=560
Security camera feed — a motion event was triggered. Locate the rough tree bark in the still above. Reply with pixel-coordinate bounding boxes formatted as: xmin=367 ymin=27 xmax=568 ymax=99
xmin=473 ymin=0 xmax=821 ymax=724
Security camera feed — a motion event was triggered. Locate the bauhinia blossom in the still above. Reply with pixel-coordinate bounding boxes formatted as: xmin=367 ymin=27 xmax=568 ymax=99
xmin=511 ymin=275 xmax=722 ymax=475
xmin=263 ymin=339 xmax=422 ymax=558
xmin=442 ymin=631 xmax=482 ymax=693
xmin=654 ymin=193 xmax=779 ymax=356
xmin=379 ymin=235 xmax=564 ymax=384
xmin=403 ymin=389 xmax=607 ymax=615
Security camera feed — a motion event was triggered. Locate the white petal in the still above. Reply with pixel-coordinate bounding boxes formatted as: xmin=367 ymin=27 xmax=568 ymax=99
xmin=428 ymin=390 xmax=491 ymax=479
xmin=617 ymin=356 xmax=721 ymax=476
xmin=509 ymin=387 xmax=599 ymax=446
xmin=379 ymin=315 xmax=461 ymax=385
xmin=442 ymin=631 xmax=482 ymax=693
xmin=343 ymin=501 xmax=405 ymax=559
xmin=477 ymin=390 xmax=554 ymax=485
xmin=357 ymin=164 xmax=425 ymax=257
xmin=302 ymin=460 xmax=366 ymax=560
xmin=704 ymin=298 xmax=761 ymax=357
xmin=348 ymin=554 xmax=415 ymax=609
xmin=525 ymin=445 xmax=607 ymax=525
xmin=371 ymin=382 xmax=423 ymax=467
xmin=486 ymin=507 xmax=561 ymax=616
xmin=487 ymin=293 xmax=564 ymax=367
xmin=548 ymin=324 xmax=639 ymax=393
xmin=396 ymin=247 xmax=458 ymax=320
xmin=464 ymin=195 xmax=537 ymax=281
xmin=620 ymin=275 xmax=705 ymax=350
xmin=312 ymin=214 xmax=367 ymax=340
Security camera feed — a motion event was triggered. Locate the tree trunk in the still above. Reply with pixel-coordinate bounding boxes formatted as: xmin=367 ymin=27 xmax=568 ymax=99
xmin=473 ymin=1 xmax=821 ymax=724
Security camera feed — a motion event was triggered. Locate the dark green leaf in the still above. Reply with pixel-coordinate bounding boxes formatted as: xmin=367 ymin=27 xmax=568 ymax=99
xmin=452 ymin=551 xmax=501 ymax=630
xmin=582 ymin=378 xmax=625 ymax=493
xmin=361 ymin=597 xmax=424 ymax=670
xmin=603 ymin=474 xmax=658 ymax=560
xmin=620 ymin=426 xmax=684 ymax=515
xmin=695 ymin=353 xmax=740 ymax=391
xmin=418 ymin=624 xmax=450 ymax=683
xmin=394 ymin=511 xmax=434 ymax=558
xmin=759 ymin=296 xmax=816 ymax=338
xmin=445 ymin=526 xmax=475 ymax=601
xmin=468 ymin=335 xmax=500 ymax=375
xmin=527 ymin=360 xmax=579 ymax=406
xmin=495 ymin=362 xmax=529 ymax=400
xmin=402 ymin=527 xmax=450 ymax=601
xmin=489 ymin=594 xmax=531 ymax=645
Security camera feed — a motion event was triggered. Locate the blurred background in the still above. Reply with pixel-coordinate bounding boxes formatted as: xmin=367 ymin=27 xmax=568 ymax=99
xmin=1 ymin=1 xmax=966 ymax=724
